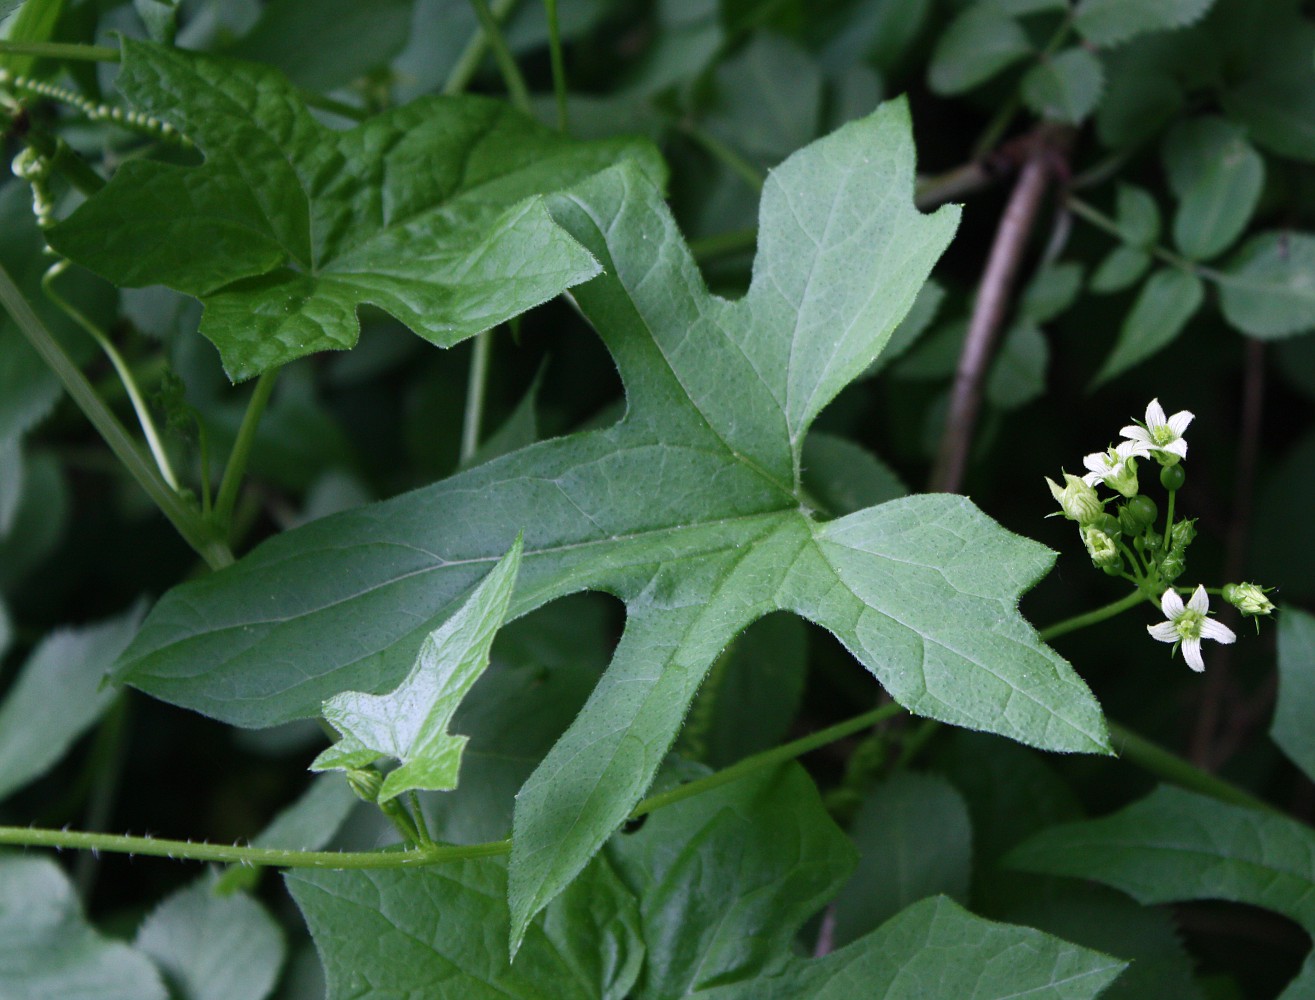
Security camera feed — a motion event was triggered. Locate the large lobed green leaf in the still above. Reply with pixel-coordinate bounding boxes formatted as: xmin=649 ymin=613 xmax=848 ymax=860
xmin=47 ymin=39 xmax=660 ymax=381
xmin=1273 ymin=608 xmax=1315 ymax=784
xmin=114 ymin=99 xmax=1110 ymax=948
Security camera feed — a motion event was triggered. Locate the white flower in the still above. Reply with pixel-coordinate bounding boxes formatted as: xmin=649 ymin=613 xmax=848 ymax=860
xmin=1081 ymin=440 xmax=1150 ymax=497
xmin=1147 ymin=585 xmax=1236 ymax=672
xmin=1121 ymin=399 xmax=1193 ymax=465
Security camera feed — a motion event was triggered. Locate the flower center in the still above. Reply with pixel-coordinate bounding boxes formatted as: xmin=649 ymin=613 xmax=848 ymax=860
xmin=1174 ymin=609 xmax=1204 ymax=641
xmin=1152 ymin=425 xmax=1176 ymax=447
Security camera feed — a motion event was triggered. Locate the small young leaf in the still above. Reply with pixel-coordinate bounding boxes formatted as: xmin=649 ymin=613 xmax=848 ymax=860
xmin=286 ymin=852 xmax=643 ymax=1000
xmin=1020 ymin=48 xmax=1105 ymax=124
xmin=312 ymin=536 xmax=522 ymax=803
xmin=0 ymin=606 xmax=142 ymax=802
xmin=0 ymin=856 xmax=166 ymax=1000
xmin=1273 ymin=609 xmax=1315 ymax=784
xmin=832 ymin=772 xmax=973 ymax=947
xmin=47 ymin=39 xmax=661 ymax=381
xmin=986 ymin=320 xmax=1048 ymax=409
xmin=1113 ymin=184 xmax=1161 ymax=247
xmin=1218 ymin=232 xmax=1315 ymax=338
xmin=1020 ymin=263 xmax=1085 ymax=324
xmin=1074 ymin=0 xmax=1216 ymax=47
xmin=928 ymin=10 xmax=1032 ymax=96
xmin=1090 ymin=246 xmax=1151 ymax=294
xmin=135 ymin=874 xmax=285 ymax=1000
xmin=1162 ymin=116 xmax=1264 ymax=261
xmin=1092 ymin=268 xmax=1204 ymax=385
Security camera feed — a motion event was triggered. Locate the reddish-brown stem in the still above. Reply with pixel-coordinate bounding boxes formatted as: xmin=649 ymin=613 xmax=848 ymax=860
xmin=1190 ymin=339 xmax=1266 ymax=769
xmin=929 ymin=149 xmax=1053 ymax=493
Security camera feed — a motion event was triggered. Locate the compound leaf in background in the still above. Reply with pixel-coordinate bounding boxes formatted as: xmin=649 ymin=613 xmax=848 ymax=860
xmin=1020 ymin=48 xmax=1105 ymax=125
xmin=0 ymin=606 xmax=142 ymax=802
xmin=1008 ymin=785 xmax=1315 ymax=998
xmin=0 ymin=856 xmax=166 ymax=1000
xmin=1162 ymin=116 xmax=1264 ymax=261
xmin=312 ymin=537 xmax=521 ymax=803
xmin=286 ymin=852 xmax=643 ymax=1000
xmin=1273 ymin=609 xmax=1315 ymax=783
xmin=135 ymin=875 xmax=285 ymax=1000
xmin=47 ymin=38 xmax=661 ymax=380
xmin=1073 ymin=0 xmax=1216 ymax=47
xmin=1218 ymin=233 xmax=1315 ymax=338
xmin=1092 ymin=267 xmax=1203 ymax=385
xmin=113 ymin=100 xmax=1112 ymax=951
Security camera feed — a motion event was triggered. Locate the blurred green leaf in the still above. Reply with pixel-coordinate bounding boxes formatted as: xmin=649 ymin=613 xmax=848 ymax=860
xmin=832 ymin=771 xmax=973 ymax=947
xmin=1021 ymin=48 xmax=1105 ymax=124
xmin=135 ymin=874 xmax=285 ymax=1000
xmin=929 ymin=10 xmax=1032 ymax=95
xmin=1162 ymin=117 xmax=1264 ymax=261
xmin=1093 ymin=267 xmax=1203 ymax=385
xmin=802 ymin=433 xmax=908 ymax=516
xmin=1074 ymin=0 xmax=1216 ymax=47
xmin=987 ymin=320 xmax=1048 ymax=409
xmin=1218 ymin=233 xmax=1315 ymax=338
xmin=1021 ymin=263 xmax=1085 ymax=324
xmin=0 ymin=605 xmax=142 ymax=802
xmin=0 ymin=856 xmax=165 ymax=1000
xmin=48 ymin=39 xmax=660 ymax=380
xmin=1273 ymin=609 xmax=1315 ymax=784
xmin=1090 ymin=246 xmax=1151 ymax=294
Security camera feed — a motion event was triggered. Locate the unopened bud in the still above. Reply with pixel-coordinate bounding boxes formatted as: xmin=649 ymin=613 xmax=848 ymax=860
xmin=1046 ymin=474 xmax=1104 ymax=524
xmin=1081 ymin=525 xmax=1121 ymax=570
xmin=1223 ymin=582 xmax=1275 ymax=618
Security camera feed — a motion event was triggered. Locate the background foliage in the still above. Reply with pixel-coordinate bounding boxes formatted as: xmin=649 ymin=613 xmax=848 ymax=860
xmin=1 ymin=0 xmax=1313 ymax=997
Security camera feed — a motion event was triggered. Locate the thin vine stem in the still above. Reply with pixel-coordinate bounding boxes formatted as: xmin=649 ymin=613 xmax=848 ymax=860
xmin=1066 ymin=196 xmax=1209 ymax=277
xmin=461 ymin=331 xmax=493 ymax=463
xmin=544 ymin=0 xmax=568 ymax=131
xmin=1038 ymin=589 xmax=1151 ymax=642
xmin=42 ymin=264 xmax=180 ymax=491
xmin=444 ymin=0 xmax=520 ymax=96
xmin=0 ymin=40 xmax=119 ymax=62
xmin=465 ymin=0 xmax=531 ymax=113
xmin=214 ymin=370 xmax=278 ymax=535
xmin=0 ymin=262 xmax=233 ymax=569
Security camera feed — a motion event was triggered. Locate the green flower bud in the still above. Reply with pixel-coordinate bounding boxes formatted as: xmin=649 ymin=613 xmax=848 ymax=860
xmin=1170 ymin=518 xmax=1197 ymax=551
xmin=1159 ymin=551 xmax=1186 ymax=583
xmin=346 ymin=767 xmax=383 ymax=803
xmin=1160 ymin=463 xmax=1186 ymax=490
xmin=1081 ymin=525 xmax=1122 ymax=570
xmin=1222 ymin=582 xmax=1275 ymax=618
xmin=1046 ymin=473 xmax=1104 ymax=524
xmin=1118 ymin=495 xmax=1158 ymax=534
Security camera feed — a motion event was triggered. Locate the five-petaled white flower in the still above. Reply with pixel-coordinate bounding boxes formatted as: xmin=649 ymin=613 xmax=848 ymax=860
xmin=1081 ymin=439 xmax=1150 ymax=496
xmin=1121 ymin=399 xmax=1193 ymax=465
xmin=1147 ymin=585 xmax=1236 ymax=672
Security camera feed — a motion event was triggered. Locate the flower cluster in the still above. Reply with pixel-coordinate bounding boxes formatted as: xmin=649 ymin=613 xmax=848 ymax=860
xmin=1044 ymin=399 xmax=1274 ymax=673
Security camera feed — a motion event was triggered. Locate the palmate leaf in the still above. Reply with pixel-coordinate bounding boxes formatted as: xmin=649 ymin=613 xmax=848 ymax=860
xmin=46 ymin=39 xmax=659 ymax=381
xmin=311 ymin=537 xmax=522 ymax=803
xmin=113 ymin=100 xmax=1110 ymax=948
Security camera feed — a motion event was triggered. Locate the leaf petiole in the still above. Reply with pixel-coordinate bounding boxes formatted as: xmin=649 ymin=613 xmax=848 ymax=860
xmin=213 ymin=369 xmax=278 ymax=538
xmin=1039 ymin=589 xmax=1150 ymax=642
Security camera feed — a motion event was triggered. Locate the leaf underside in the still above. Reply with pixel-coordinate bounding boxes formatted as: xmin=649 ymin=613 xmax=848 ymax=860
xmin=114 ymin=97 xmax=1109 ymax=948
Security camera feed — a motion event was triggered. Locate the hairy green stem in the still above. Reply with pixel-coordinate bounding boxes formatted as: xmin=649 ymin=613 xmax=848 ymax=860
xmin=1039 ymin=589 xmax=1149 ymax=642
xmin=0 ymin=263 xmax=232 ymax=569
xmin=630 ymin=703 xmax=905 ymax=819
xmin=1108 ymin=721 xmax=1280 ymax=816
xmin=544 ymin=0 xmax=568 ymax=131
xmin=214 ymin=370 xmax=278 ymax=535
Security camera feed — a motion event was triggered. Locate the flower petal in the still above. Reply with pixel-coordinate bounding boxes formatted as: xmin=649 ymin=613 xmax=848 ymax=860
xmin=1148 ymin=621 xmax=1179 ymax=643
xmin=1187 ymin=585 xmax=1210 ymax=614
xmin=1120 ymin=425 xmax=1153 ymax=444
xmin=1160 ymin=588 xmax=1185 ymax=617
xmin=1160 ymin=439 xmax=1188 ymax=458
xmin=1081 ymin=472 xmax=1102 ymax=486
xmin=1118 ymin=439 xmax=1152 ymax=460
xmin=1201 ymin=619 xmax=1237 ymax=644
xmin=1167 ymin=410 xmax=1194 ymax=436
xmin=1083 ymin=453 xmax=1109 ymax=475
xmin=1182 ymin=637 xmax=1205 ymax=671
xmin=1145 ymin=399 xmax=1167 ymax=429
